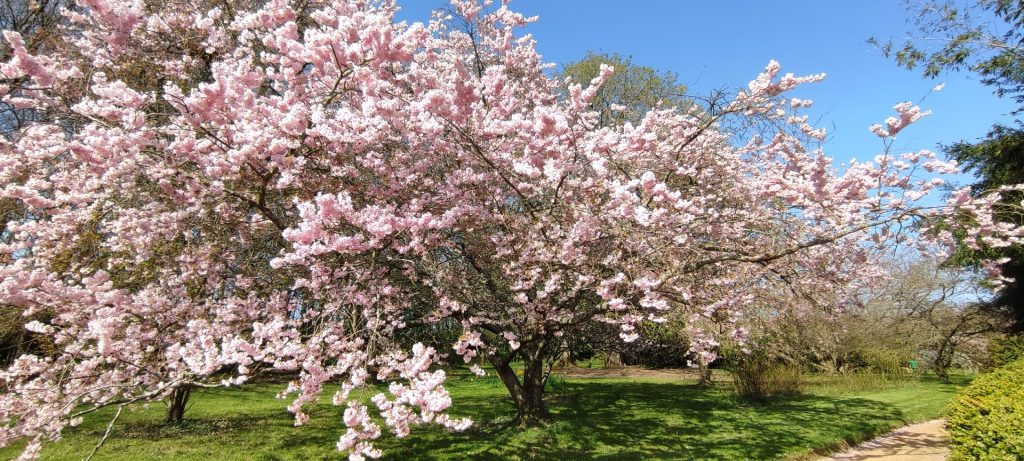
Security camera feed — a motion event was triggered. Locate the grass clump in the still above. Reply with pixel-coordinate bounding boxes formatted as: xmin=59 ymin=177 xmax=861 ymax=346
xmin=805 ymin=371 xmax=916 ymax=395
xmin=729 ymin=351 xmax=803 ymax=402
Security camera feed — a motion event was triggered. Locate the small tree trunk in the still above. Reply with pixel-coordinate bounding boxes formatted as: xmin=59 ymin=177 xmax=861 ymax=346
xmin=935 ymin=356 xmax=953 ymax=382
xmin=604 ymin=351 xmax=623 ymax=368
xmin=697 ymin=360 xmax=713 ymax=387
xmin=554 ymin=350 xmax=574 ymax=369
xmin=164 ymin=385 xmax=191 ymax=425
xmin=933 ymin=340 xmax=954 ymax=383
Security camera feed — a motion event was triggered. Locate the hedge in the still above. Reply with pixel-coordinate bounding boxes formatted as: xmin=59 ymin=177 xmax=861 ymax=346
xmin=947 ymin=359 xmax=1024 ymax=460
xmin=988 ymin=335 xmax=1024 ymax=369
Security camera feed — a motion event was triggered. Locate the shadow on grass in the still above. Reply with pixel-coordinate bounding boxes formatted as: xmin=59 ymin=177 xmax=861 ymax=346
xmin=382 ymin=381 xmax=907 ymax=461
xmin=46 ymin=380 xmax=911 ymax=461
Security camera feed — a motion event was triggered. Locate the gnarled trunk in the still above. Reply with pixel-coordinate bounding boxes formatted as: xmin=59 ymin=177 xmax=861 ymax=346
xmin=604 ymin=351 xmax=623 ymax=368
xmin=489 ymin=339 xmax=549 ymax=425
xmin=164 ymin=385 xmax=191 ymax=425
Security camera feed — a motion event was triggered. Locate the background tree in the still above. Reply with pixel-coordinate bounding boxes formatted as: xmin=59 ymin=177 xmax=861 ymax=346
xmin=875 ymin=0 xmax=1024 ymax=331
xmin=870 ymin=258 xmax=1000 ymax=380
xmin=753 ymin=256 xmax=1002 ymax=379
xmin=559 ymin=51 xmax=689 ymax=126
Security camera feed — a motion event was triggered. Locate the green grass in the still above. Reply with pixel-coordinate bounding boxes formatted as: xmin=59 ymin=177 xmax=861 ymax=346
xmin=1 ymin=372 xmax=968 ymax=461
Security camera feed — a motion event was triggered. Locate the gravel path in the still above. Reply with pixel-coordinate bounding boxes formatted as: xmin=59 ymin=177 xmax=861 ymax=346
xmin=820 ymin=419 xmax=949 ymax=460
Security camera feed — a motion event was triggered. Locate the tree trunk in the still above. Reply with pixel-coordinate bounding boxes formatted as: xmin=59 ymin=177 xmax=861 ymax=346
xmin=933 ymin=339 xmax=954 ymax=382
xmin=164 ymin=385 xmax=191 ymax=425
xmin=489 ymin=340 xmax=549 ymax=425
xmin=697 ymin=361 xmax=713 ymax=387
xmin=604 ymin=351 xmax=623 ymax=368
xmin=555 ymin=350 xmax=574 ymax=369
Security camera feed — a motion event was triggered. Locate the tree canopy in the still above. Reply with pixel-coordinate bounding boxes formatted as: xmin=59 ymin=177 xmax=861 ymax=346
xmin=559 ymin=51 xmax=689 ymax=126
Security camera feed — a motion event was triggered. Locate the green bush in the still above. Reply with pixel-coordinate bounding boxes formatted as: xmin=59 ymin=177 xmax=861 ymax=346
xmin=947 ymin=359 xmax=1024 ymax=461
xmin=729 ymin=351 xmax=803 ymax=402
xmin=988 ymin=335 xmax=1024 ymax=369
xmin=848 ymin=346 xmax=913 ymax=376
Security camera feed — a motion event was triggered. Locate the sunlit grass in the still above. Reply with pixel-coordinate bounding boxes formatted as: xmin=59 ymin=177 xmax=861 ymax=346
xmin=0 ymin=371 xmax=968 ymax=461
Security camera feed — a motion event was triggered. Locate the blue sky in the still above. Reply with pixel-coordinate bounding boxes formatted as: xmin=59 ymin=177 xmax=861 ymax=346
xmin=395 ymin=1 xmax=1017 ymax=183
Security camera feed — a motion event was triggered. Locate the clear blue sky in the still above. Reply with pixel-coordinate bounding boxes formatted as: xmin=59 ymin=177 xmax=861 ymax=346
xmin=396 ymin=1 xmax=1017 ymax=179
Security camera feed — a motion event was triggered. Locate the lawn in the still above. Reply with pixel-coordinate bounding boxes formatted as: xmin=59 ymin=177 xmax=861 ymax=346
xmin=1 ymin=372 xmax=968 ymax=461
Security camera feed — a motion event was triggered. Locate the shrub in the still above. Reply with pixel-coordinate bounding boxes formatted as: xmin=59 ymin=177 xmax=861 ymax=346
xmin=988 ymin=335 xmax=1024 ymax=369
xmin=947 ymin=359 xmax=1024 ymax=461
xmin=567 ymin=320 xmax=691 ymax=369
xmin=848 ymin=346 xmax=913 ymax=376
xmin=729 ymin=351 xmax=803 ymax=402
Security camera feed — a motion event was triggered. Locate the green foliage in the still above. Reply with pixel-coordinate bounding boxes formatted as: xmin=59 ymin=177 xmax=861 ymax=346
xmin=0 ymin=305 xmax=55 ymax=367
xmin=543 ymin=373 xmax=567 ymax=392
xmin=988 ymin=335 xmax=1024 ymax=368
xmin=848 ymin=347 xmax=915 ymax=376
xmin=807 ymin=371 xmax=924 ymax=395
xmin=563 ymin=318 xmax=690 ymax=369
xmin=559 ymin=51 xmax=688 ymax=126
xmin=944 ymin=126 xmax=1024 ymax=330
xmin=874 ymin=0 xmax=1024 ymax=105
xmin=947 ymin=126 xmax=1024 ymax=192
xmin=621 ymin=320 xmax=691 ymax=368
xmin=728 ymin=350 xmax=804 ymax=402
xmin=947 ymin=359 xmax=1024 ymax=460
xmin=0 ymin=374 xmax=966 ymax=461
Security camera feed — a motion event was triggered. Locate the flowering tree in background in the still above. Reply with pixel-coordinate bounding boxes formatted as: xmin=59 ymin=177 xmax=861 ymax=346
xmin=0 ymin=0 xmax=1022 ymax=459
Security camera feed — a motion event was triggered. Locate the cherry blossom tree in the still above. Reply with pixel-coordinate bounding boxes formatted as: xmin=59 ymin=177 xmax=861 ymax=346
xmin=0 ymin=0 xmax=1022 ymax=460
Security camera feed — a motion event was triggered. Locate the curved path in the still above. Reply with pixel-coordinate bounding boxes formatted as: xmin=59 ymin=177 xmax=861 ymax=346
xmin=820 ymin=419 xmax=949 ymax=460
